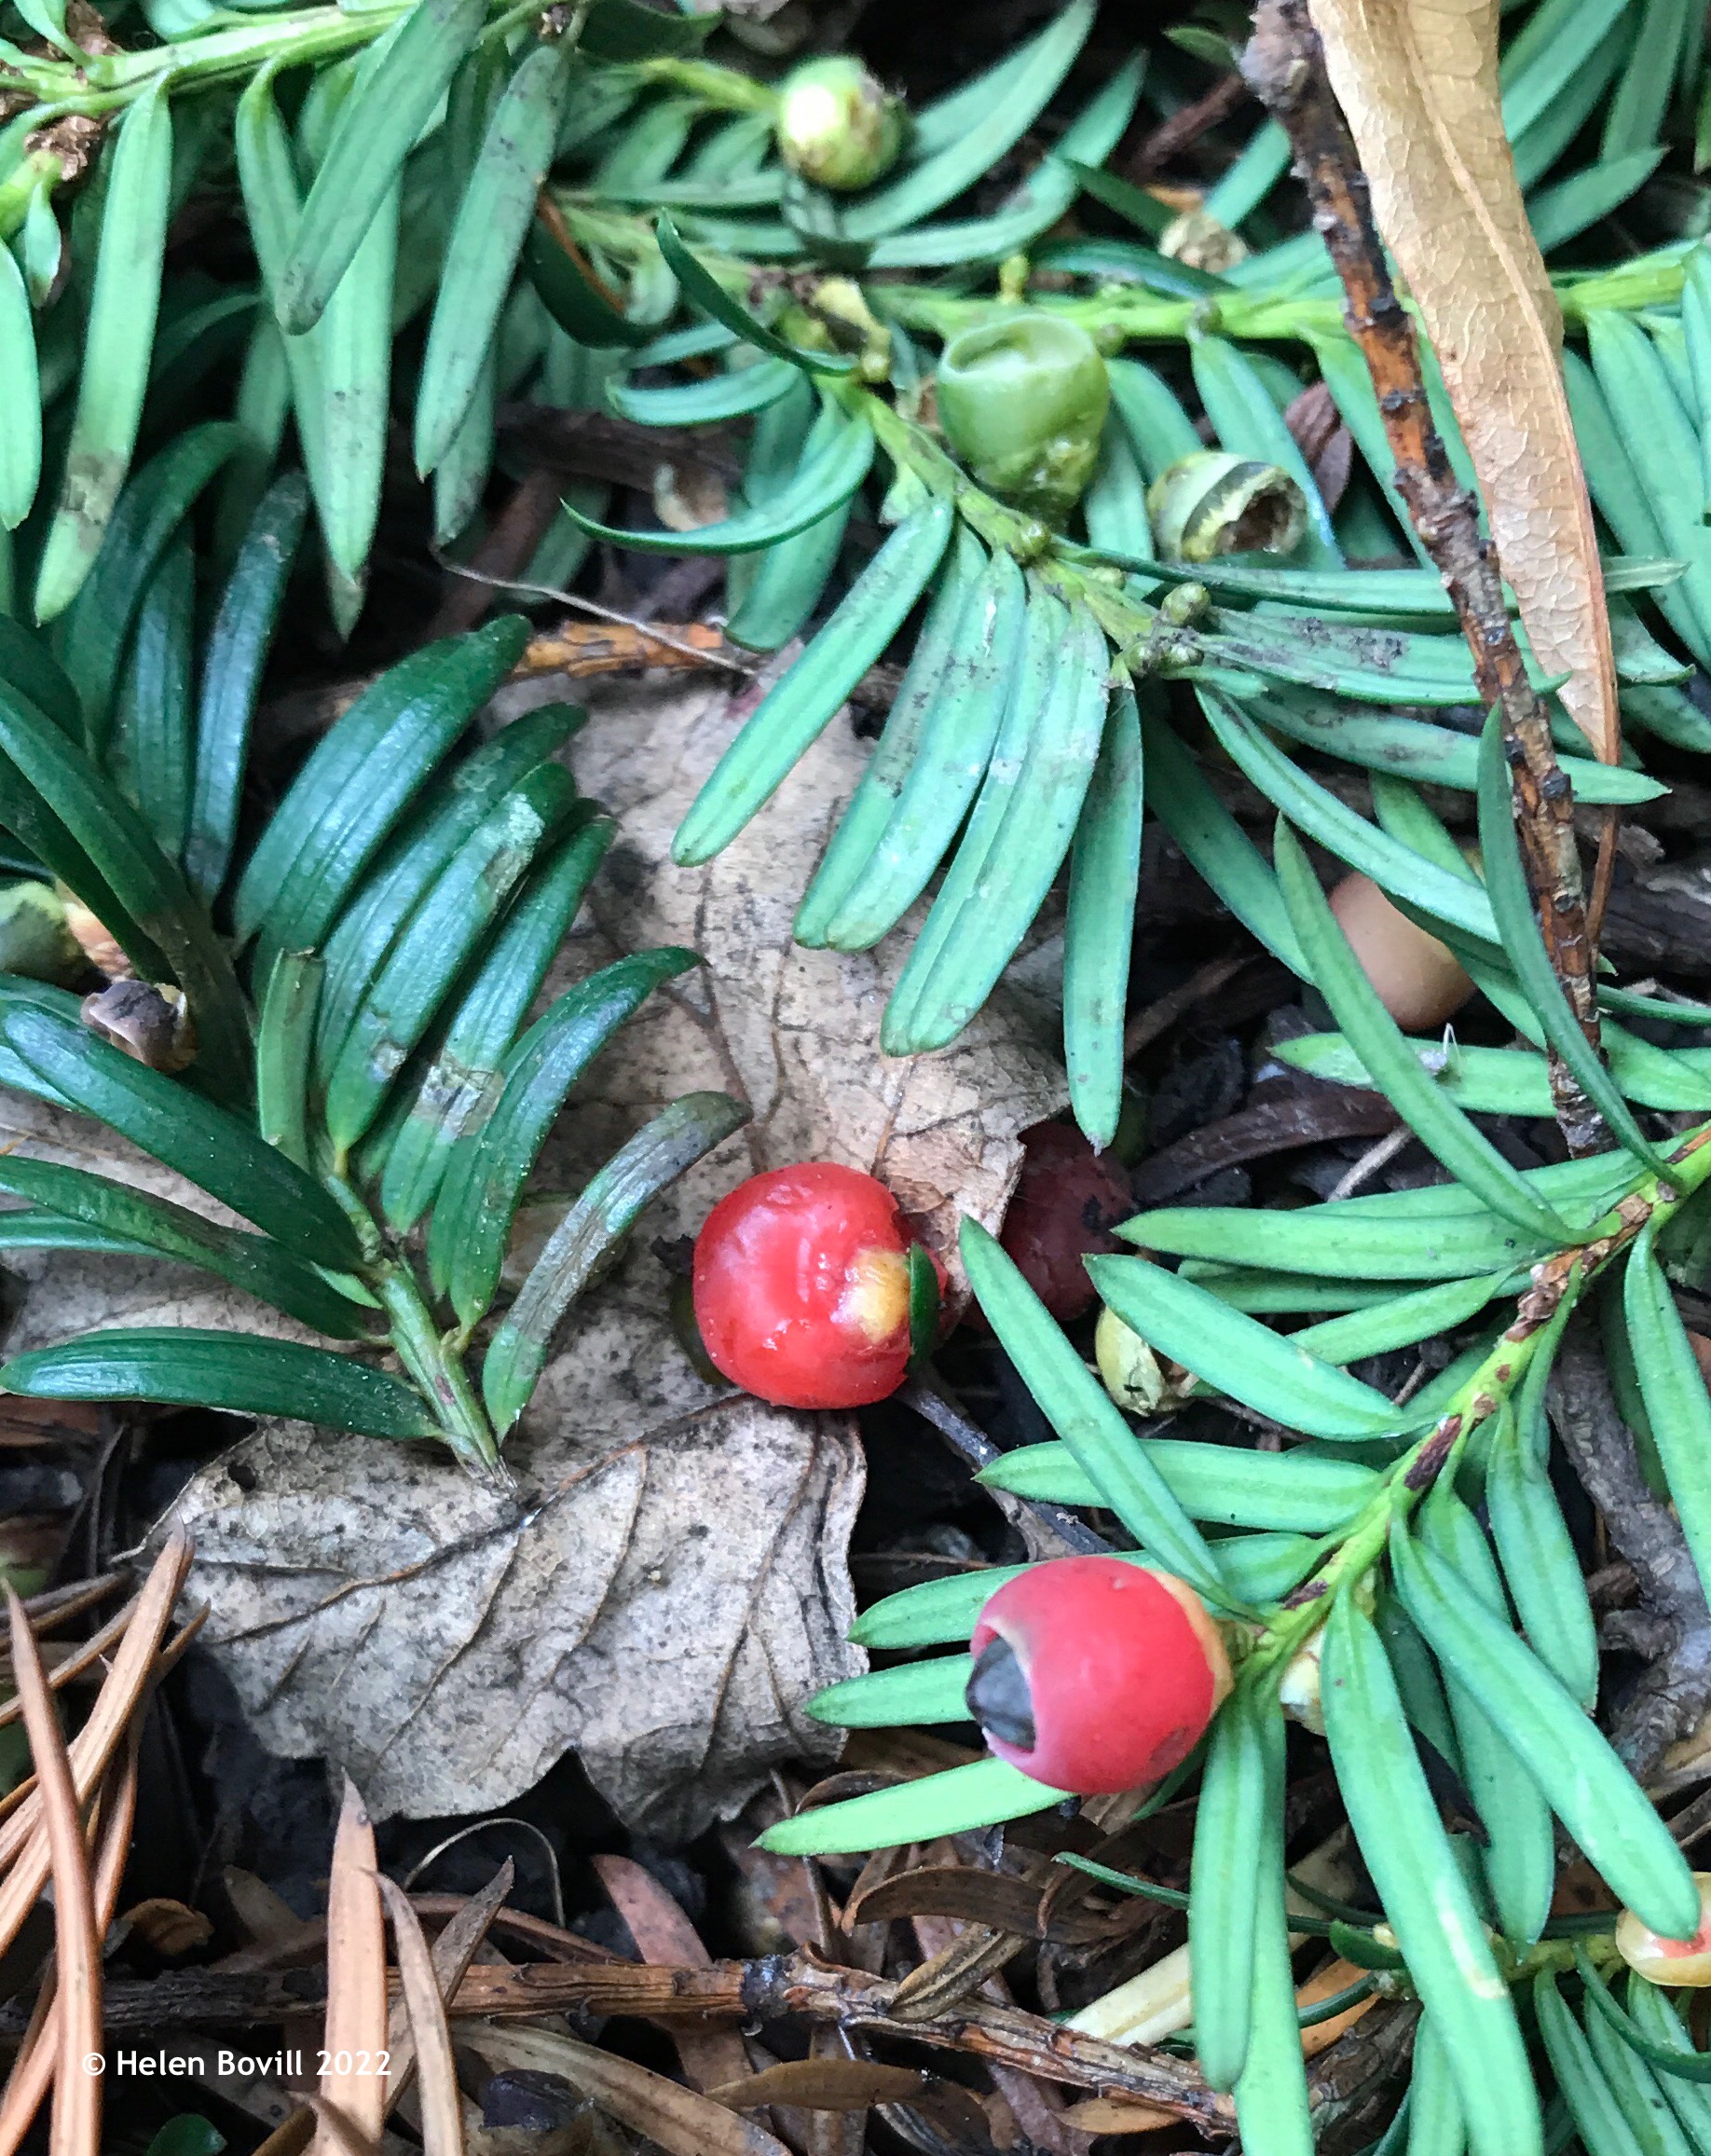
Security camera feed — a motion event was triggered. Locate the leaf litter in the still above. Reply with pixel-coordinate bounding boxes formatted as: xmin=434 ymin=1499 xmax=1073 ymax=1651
xmin=145 ymin=666 xmax=1065 ymax=1833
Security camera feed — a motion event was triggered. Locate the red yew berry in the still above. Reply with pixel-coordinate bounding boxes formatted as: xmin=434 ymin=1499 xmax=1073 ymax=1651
xmin=965 ymin=1557 xmax=1232 ymax=1792
xmin=692 ymin=1162 xmax=937 ymax=1409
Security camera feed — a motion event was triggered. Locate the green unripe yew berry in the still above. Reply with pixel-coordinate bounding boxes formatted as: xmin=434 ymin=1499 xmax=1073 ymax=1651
xmin=0 ymin=880 xmax=82 ymax=985
xmin=1145 ymin=450 xmax=1307 ymax=561
xmin=936 ymin=312 xmax=1111 ymax=528
xmin=774 ymin=57 xmax=904 ymax=192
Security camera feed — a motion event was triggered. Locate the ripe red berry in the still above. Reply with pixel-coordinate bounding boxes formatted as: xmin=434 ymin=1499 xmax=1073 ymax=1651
xmin=965 ymin=1557 xmax=1232 ymax=1793
xmin=692 ymin=1162 xmax=933 ymax=1409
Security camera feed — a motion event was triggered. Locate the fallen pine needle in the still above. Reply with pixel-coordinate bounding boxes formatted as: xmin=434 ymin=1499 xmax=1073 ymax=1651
xmin=314 ymin=1779 xmax=387 ymax=2156
xmin=6 ymin=1585 xmax=101 ymax=2156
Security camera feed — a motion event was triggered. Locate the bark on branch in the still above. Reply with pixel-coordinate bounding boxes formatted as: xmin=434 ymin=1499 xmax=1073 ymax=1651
xmin=0 ymin=1953 xmax=1236 ymax=2132
xmin=1239 ymin=0 xmax=1608 ymax=1154
xmin=1551 ymin=1327 xmax=1711 ymax=1782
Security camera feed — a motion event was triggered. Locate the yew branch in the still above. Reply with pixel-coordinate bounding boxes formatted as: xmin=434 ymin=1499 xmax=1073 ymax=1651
xmin=15 ymin=1953 xmax=1235 ymax=2133
xmin=1240 ymin=0 xmax=1608 ymax=1153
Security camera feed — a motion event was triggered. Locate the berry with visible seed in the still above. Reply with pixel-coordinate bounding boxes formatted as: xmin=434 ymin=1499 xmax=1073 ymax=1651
xmin=965 ymin=1557 xmax=1232 ymax=1793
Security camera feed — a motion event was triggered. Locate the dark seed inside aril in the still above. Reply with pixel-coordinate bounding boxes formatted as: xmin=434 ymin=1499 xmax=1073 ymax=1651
xmin=965 ymin=1633 xmax=1036 ymax=1751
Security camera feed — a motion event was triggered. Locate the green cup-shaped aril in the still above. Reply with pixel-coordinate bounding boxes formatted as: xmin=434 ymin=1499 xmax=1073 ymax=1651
xmin=1146 ymin=450 xmax=1307 ymax=561
xmin=936 ymin=313 xmax=1111 ymax=526
xmin=775 ymin=56 xmax=905 ymax=192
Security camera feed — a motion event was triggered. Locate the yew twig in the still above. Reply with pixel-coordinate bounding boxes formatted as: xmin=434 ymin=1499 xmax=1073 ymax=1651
xmin=1240 ymin=0 xmax=1608 ymax=1154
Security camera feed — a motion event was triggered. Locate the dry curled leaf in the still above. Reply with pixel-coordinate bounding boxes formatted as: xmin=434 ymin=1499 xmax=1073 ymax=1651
xmin=707 ymin=2061 xmax=926 ymax=2112
xmin=464 ymin=2025 xmax=793 ymax=2156
xmin=1057 ymin=2095 xmax=1179 ymax=2135
xmin=376 ymin=1879 xmax=464 ymax=2156
xmin=160 ymin=1383 xmax=862 ymax=1838
xmin=6 ymin=1583 xmax=101 ymax=2156
xmin=1308 ymin=0 xmax=1620 ymax=758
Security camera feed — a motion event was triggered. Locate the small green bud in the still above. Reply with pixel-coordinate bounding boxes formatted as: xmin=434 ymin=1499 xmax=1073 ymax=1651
xmin=0 ymin=879 xmax=82 ymax=985
xmin=1145 ymin=450 xmax=1307 ymax=562
xmin=996 ymin=254 xmax=1030 ymax=307
xmin=1095 ymin=1306 xmax=1165 ymax=1415
xmin=775 ymin=57 xmax=905 ymax=193
xmin=936 ymin=311 xmax=1111 ymax=527
xmin=1159 ymin=206 xmax=1248 ymax=274
xmin=1158 ymin=579 xmax=1211 ymax=626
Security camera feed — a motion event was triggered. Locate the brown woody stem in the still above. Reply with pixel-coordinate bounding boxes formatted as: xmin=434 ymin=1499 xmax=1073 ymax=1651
xmin=1240 ymin=0 xmax=1608 ymax=1155
xmin=7 ymin=1956 xmax=1235 ymax=2130
xmin=1122 ymin=68 xmax=1250 ymax=181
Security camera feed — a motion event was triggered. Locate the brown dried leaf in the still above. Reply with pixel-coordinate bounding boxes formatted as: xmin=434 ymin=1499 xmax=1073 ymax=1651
xmin=18 ymin=1577 xmax=130 ymax=1634
xmin=0 ymin=1598 xmax=139 ymax=1731
xmin=303 ymin=2099 xmax=377 ymax=2156
xmin=591 ymin=1853 xmax=711 ymax=1967
xmin=384 ymin=1861 xmax=514 ymax=2109
xmin=845 ymin=1865 xmax=1052 ymax=1942
xmin=1127 ymin=1087 xmax=1399 ymax=1204
xmin=1057 ymin=2095 xmax=1179 ymax=2134
xmin=591 ymin=1854 xmax=748 ymax=2092
xmin=160 ymin=1388 xmax=861 ymax=1838
xmin=706 ymin=2061 xmax=926 ymax=2111
xmin=906 ymin=1913 xmax=1086 ymax=2155
xmin=0 ymin=1708 xmax=135 ymax=2156
xmin=0 ymin=1534 xmax=190 ymax=1946
xmin=221 ymin=1866 xmax=311 ymax=1954
xmin=376 ymin=1879 xmax=463 ymax=2156
xmin=1285 ymin=381 xmax=1355 ymax=516
xmin=1308 ymin=0 xmax=1620 ymax=758
xmin=887 ymin=2079 xmax=1015 ymax=2153
xmin=535 ymin=666 xmax=1068 ymax=1288
xmin=890 ymin=1927 xmax=1031 ymax=2021
xmin=463 ymin=2025 xmax=793 ymax=2156
xmin=411 ymin=1887 xmax=608 ymax=1967
xmin=111 ymin=1897 xmax=212 ymax=1957
xmin=0 ymin=1983 xmax=56 ymax=2156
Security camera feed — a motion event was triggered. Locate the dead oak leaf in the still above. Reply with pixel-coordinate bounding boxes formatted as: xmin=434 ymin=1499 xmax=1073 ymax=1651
xmin=161 ymin=1298 xmax=864 ymax=1837
xmin=525 ymin=660 xmax=1070 ymax=1286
